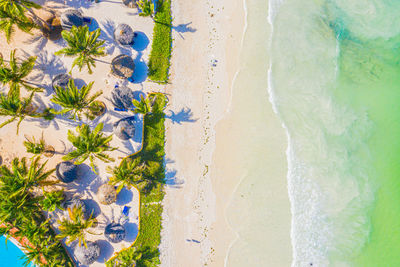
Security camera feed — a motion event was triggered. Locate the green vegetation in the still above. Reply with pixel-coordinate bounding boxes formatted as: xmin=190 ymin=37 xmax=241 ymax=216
xmin=107 ymin=157 xmax=147 ymax=193
xmin=55 ymin=25 xmax=106 ymax=74
xmin=0 ymin=0 xmax=41 ymax=16
xmin=24 ymin=135 xmax=46 ymax=154
xmin=0 ymin=0 xmax=173 ymax=264
xmin=0 ymin=90 xmax=40 ymax=134
xmin=0 ymin=9 xmax=37 ymax=43
xmin=51 ymin=79 xmax=103 ymax=121
xmin=39 ymin=190 xmax=64 ymax=212
xmin=148 ymin=0 xmax=172 ymax=83
xmin=63 ymin=123 xmax=116 ymax=172
xmin=0 ymin=0 xmax=41 ymax=43
xmin=137 ymin=0 xmax=155 ymax=18
xmin=132 ymin=94 xmax=152 ymax=115
xmin=57 ymin=206 xmax=97 ymax=247
xmin=0 ymin=156 xmax=73 ymax=266
xmin=0 ymin=50 xmax=42 ymax=94
xmin=107 ymin=93 xmax=167 ymax=267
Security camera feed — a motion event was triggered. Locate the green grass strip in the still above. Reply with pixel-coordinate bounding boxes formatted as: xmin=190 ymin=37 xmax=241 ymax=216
xmin=106 ymin=93 xmax=167 ymax=267
xmin=148 ymin=0 xmax=172 ymax=83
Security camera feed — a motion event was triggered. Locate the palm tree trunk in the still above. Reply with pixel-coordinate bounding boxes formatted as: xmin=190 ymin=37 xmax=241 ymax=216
xmin=21 ymin=4 xmax=52 ymax=29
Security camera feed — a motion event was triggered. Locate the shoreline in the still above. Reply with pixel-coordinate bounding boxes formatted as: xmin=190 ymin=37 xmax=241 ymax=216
xmin=210 ymin=0 xmax=292 ymax=265
xmin=161 ymin=0 xmax=292 ymax=266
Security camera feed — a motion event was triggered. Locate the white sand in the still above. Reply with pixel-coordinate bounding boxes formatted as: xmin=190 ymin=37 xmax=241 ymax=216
xmin=0 ymin=0 xmax=163 ymax=265
xmin=161 ymin=0 xmax=292 ymax=266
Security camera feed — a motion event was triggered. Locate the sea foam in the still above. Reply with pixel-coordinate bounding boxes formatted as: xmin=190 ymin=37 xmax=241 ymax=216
xmin=269 ymin=0 xmax=377 ymax=265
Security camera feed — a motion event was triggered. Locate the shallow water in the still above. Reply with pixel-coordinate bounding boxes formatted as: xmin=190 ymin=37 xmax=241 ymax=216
xmin=271 ymin=0 xmax=400 ymax=266
xmin=220 ymin=0 xmax=292 ymax=266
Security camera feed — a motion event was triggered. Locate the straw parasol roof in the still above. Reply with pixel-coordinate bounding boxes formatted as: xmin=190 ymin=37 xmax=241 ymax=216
xmin=97 ymin=184 xmax=117 ymax=205
xmin=52 ymin=74 xmax=71 ymax=91
xmin=113 ymin=117 xmax=135 ymax=140
xmin=122 ymin=0 xmax=135 ymax=8
xmin=63 ymin=198 xmax=87 ymax=216
xmin=111 ymin=55 xmax=135 ymax=79
xmin=60 ymin=9 xmax=84 ymax=30
xmin=56 ymin=161 xmax=78 ymax=183
xmin=74 ymin=241 xmax=101 ymax=265
xmin=104 ymin=223 xmax=126 ymax=243
xmin=114 ymin=24 xmax=135 ymax=46
xmin=111 ymin=86 xmax=135 ymax=110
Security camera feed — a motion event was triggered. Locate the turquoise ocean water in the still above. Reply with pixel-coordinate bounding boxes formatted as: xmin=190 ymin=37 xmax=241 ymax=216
xmin=0 ymin=236 xmax=28 ymax=267
xmin=271 ymin=0 xmax=400 ymax=266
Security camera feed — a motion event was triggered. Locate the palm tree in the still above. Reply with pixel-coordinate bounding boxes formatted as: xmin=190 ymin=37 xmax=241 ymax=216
xmin=137 ymin=0 xmax=154 ymax=18
xmin=0 ymin=157 xmax=54 ymax=225
xmin=0 ymin=50 xmax=42 ymax=94
xmin=57 ymin=206 xmax=97 ymax=247
xmin=23 ymin=134 xmax=55 ymax=157
xmin=24 ymin=135 xmax=45 ymax=154
xmin=111 ymin=246 xmax=159 ymax=267
xmin=0 ymin=8 xmax=37 ymax=43
xmin=0 ymin=90 xmax=40 ymax=134
xmin=51 ymin=79 xmax=103 ymax=121
xmin=39 ymin=189 xmax=64 ymax=212
xmin=106 ymin=157 xmax=147 ymax=193
xmin=0 ymin=194 xmax=40 ymax=225
xmin=132 ymin=94 xmax=152 ymax=115
xmin=0 ymin=0 xmax=41 ymax=17
xmin=22 ymin=236 xmax=59 ymax=267
xmin=55 ymin=26 xmax=106 ymax=74
xmin=14 ymin=219 xmax=50 ymax=245
xmin=63 ymin=123 xmax=116 ymax=172
xmin=0 ymin=157 xmax=55 ymax=198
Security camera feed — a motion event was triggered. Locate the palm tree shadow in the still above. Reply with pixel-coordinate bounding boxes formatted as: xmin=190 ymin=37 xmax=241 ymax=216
xmin=23 ymin=33 xmax=49 ymax=53
xmin=46 ymin=0 xmax=95 ymax=9
xmin=173 ymin=22 xmax=197 ymax=39
xmin=100 ymin=19 xmax=116 ymax=54
xmin=166 ymin=107 xmax=197 ymax=124
xmin=32 ymin=51 xmax=67 ymax=95
xmin=154 ymin=20 xmax=197 ymax=40
xmin=164 ymin=168 xmax=184 ymax=188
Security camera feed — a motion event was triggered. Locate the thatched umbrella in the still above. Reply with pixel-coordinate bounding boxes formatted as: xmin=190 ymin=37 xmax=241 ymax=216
xmin=63 ymin=198 xmax=87 ymax=215
xmin=74 ymin=241 xmax=101 ymax=265
xmin=111 ymin=55 xmax=135 ymax=79
xmin=52 ymin=73 xmax=71 ymax=91
xmin=113 ymin=117 xmax=135 ymax=140
xmin=60 ymin=9 xmax=84 ymax=31
xmin=122 ymin=0 xmax=135 ymax=8
xmin=114 ymin=24 xmax=135 ymax=46
xmin=41 ymin=13 xmax=62 ymax=41
xmin=104 ymin=223 xmax=126 ymax=243
xmin=97 ymin=184 xmax=117 ymax=205
xmin=56 ymin=161 xmax=78 ymax=183
xmin=111 ymin=86 xmax=135 ymax=110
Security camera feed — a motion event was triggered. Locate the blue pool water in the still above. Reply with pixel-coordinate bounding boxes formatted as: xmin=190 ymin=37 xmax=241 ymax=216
xmin=0 ymin=236 xmax=28 ymax=267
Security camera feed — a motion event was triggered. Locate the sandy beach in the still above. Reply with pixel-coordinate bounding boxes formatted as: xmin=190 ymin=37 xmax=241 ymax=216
xmin=0 ymin=0 xmax=164 ymax=265
xmin=161 ymin=0 xmax=292 ymax=266
xmin=0 ymin=0 xmax=292 ymax=265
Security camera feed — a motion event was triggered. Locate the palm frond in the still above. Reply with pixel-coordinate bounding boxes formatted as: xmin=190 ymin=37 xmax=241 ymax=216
xmin=56 ymin=26 xmax=106 ymax=74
